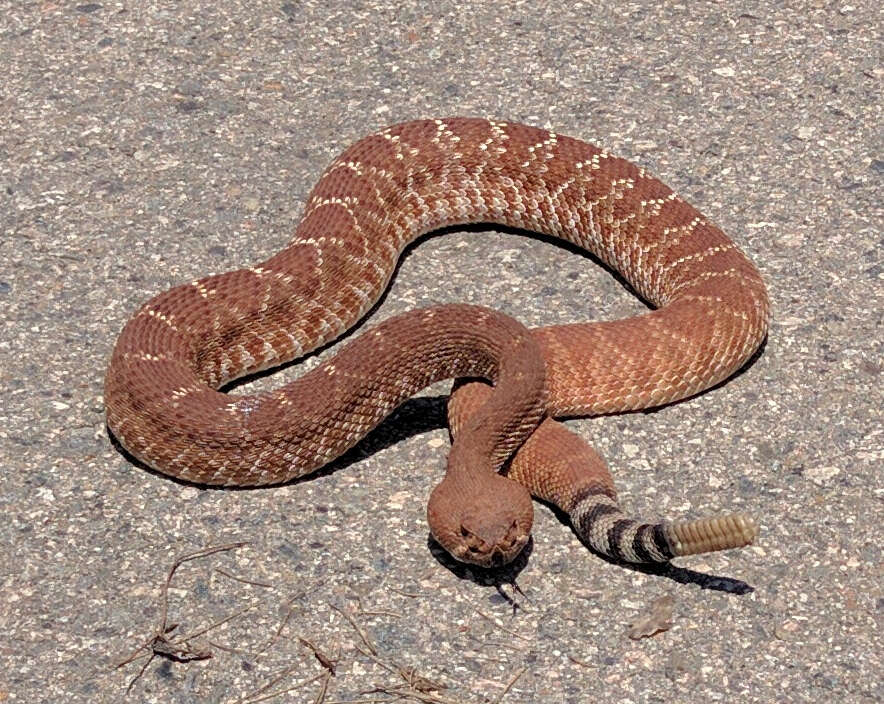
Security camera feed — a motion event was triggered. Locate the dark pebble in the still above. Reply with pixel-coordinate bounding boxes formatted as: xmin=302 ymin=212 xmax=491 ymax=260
xmin=176 ymin=100 xmax=201 ymax=113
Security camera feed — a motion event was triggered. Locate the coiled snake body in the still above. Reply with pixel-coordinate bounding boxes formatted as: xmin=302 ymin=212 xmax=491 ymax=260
xmin=105 ymin=118 xmax=769 ymax=567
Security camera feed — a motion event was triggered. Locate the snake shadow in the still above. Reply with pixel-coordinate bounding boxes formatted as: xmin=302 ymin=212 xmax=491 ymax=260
xmin=107 ymin=392 xmax=453 ymax=488
xmin=110 ymin=411 xmax=755 ymax=597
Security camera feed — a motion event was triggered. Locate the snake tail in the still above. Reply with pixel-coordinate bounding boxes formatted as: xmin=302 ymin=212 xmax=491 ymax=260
xmin=569 ymin=488 xmax=759 ymax=563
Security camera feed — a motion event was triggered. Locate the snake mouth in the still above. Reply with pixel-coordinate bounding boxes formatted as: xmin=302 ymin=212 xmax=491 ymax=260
xmin=453 ymin=520 xmax=529 ymax=567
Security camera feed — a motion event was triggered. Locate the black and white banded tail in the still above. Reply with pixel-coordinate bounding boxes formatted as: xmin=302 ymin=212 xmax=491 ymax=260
xmin=569 ymin=488 xmax=759 ymax=563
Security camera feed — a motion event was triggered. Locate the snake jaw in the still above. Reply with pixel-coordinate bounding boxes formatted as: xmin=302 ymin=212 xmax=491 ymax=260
xmin=430 ymin=513 xmax=531 ymax=568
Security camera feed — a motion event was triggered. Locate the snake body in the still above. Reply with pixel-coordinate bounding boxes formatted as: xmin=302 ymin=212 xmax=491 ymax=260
xmin=105 ymin=118 xmax=769 ymax=567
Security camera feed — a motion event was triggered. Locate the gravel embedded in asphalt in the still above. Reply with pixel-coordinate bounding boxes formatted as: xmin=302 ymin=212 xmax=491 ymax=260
xmin=0 ymin=2 xmax=880 ymax=702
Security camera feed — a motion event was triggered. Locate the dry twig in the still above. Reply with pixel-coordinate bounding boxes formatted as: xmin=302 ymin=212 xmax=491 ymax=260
xmin=475 ymin=610 xmax=532 ymax=642
xmin=332 ymin=604 xmax=463 ymax=704
xmin=215 ymin=568 xmax=274 ymax=589
xmin=493 ymin=666 xmax=527 ymax=704
xmin=112 ymin=542 xmax=248 ymax=692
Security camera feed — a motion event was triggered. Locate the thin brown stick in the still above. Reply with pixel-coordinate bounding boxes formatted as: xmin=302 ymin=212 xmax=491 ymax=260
xmin=175 ymin=601 xmax=259 ymax=643
xmin=567 ymin=654 xmax=594 ymax=668
xmin=329 ymin=604 xmax=378 ymax=656
xmin=362 ymin=683 xmax=461 ymax=704
xmin=298 ymin=636 xmax=337 ymax=674
xmin=493 ymin=666 xmax=527 ymax=703
xmin=113 ymin=636 xmax=155 ymax=670
xmin=239 ymin=663 xmax=305 ymax=702
xmin=111 ymin=542 xmax=248 ymax=693
xmin=160 ymin=542 xmax=248 ymax=632
xmin=205 ymin=640 xmax=247 ymax=655
xmin=241 ymin=672 xmax=325 ymax=704
xmin=256 ymin=595 xmax=300 ymax=655
xmin=354 ymin=644 xmax=399 ymax=676
xmin=332 ymin=604 xmax=481 ymax=704
xmin=464 ymin=631 xmax=526 ymax=655
xmin=215 ymin=568 xmax=273 ymax=588
xmin=312 ymin=669 xmax=333 ymax=704
xmin=475 ymin=611 xmax=532 ymax=642
xmin=357 ymin=609 xmax=402 ymax=618
xmin=123 ymin=649 xmax=155 ymax=694
xmin=398 ymin=666 xmax=446 ymax=693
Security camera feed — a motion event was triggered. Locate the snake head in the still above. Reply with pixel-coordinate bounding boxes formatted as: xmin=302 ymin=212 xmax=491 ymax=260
xmin=427 ymin=473 xmax=533 ymax=567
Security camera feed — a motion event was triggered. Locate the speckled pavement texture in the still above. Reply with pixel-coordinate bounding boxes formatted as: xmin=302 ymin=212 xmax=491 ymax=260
xmin=1 ymin=2 xmax=881 ymax=703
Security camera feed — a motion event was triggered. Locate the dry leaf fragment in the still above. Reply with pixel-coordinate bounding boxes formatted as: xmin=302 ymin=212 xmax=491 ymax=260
xmin=298 ymin=637 xmax=337 ymax=675
xmin=398 ymin=666 xmax=446 ymax=693
xmin=627 ymin=595 xmax=675 ymax=640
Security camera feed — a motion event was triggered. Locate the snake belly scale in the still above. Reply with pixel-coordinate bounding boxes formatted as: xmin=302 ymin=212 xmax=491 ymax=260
xmin=105 ymin=118 xmax=769 ymax=567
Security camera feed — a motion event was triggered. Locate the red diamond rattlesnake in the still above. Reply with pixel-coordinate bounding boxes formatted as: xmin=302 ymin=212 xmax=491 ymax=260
xmin=105 ymin=118 xmax=769 ymax=567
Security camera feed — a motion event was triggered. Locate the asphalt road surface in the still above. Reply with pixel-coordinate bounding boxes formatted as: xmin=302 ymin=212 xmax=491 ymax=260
xmin=1 ymin=2 xmax=880 ymax=702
